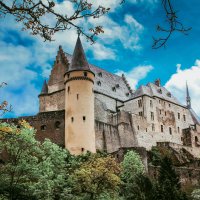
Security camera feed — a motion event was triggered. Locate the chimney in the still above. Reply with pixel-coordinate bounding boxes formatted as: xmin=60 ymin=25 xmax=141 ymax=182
xmin=154 ymin=79 xmax=161 ymax=87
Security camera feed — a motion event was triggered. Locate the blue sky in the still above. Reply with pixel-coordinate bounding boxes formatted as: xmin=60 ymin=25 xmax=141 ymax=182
xmin=0 ymin=0 xmax=200 ymax=118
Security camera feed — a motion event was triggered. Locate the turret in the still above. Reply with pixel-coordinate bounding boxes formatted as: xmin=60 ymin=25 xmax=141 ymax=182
xmin=64 ymin=36 xmax=96 ymax=155
xmin=186 ymin=81 xmax=191 ymax=109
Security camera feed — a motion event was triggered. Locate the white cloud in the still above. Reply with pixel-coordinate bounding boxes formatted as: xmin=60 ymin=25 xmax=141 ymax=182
xmin=165 ymin=60 xmax=200 ymax=116
xmin=115 ymin=65 xmax=153 ymax=89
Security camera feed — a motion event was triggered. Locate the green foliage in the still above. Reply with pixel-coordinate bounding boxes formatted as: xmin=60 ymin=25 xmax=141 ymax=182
xmin=155 ymin=157 xmax=189 ymax=200
xmin=120 ymin=150 xmax=145 ymax=200
xmin=69 ymin=153 xmax=121 ymax=200
xmin=0 ymin=122 xmax=72 ymax=199
xmin=191 ymin=189 xmax=200 ymax=200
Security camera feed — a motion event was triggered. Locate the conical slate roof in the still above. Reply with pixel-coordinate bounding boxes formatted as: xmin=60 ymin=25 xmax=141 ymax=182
xmin=41 ymin=80 xmax=48 ymax=94
xmin=68 ymin=36 xmax=91 ymax=72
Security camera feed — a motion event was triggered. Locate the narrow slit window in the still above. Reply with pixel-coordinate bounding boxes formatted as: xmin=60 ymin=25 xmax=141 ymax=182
xmin=83 ymin=116 xmax=86 ymax=121
xmin=161 ymin=125 xmax=163 ymax=132
xmin=84 ymin=72 xmax=87 ymax=77
xmin=71 ymin=117 xmax=74 ymax=122
xmin=169 ymin=127 xmax=172 ymax=135
xmin=81 ymin=148 xmax=84 ymax=152
xmin=68 ymin=86 xmax=70 ymax=93
xmin=77 ymin=94 xmax=79 ymax=100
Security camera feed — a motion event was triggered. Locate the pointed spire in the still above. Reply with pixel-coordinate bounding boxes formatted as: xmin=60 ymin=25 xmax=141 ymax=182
xmin=41 ymin=80 xmax=48 ymax=94
xmin=68 ymin=35 xmax=91 ymax=72
xmin=186 ymin=81 xmax=191 ymax=109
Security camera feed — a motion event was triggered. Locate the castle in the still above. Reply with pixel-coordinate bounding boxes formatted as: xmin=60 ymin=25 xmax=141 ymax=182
xmin=1 ymin=36 xmax=200 ymax=159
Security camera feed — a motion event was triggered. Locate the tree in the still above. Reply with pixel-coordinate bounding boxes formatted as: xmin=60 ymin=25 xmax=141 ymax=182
xmin=120 ymin=150 xmax=145 ymax=200
xmin=0 ymin=120 xmax=70 ymax=199
xmin=0 ymin=0 xmax=190 ymax=48
xmin=155 ymin=156 xmax=189 ymax=200
xmin=69 ymin=153 xmax=121 ymax=200
xmin=0 ymin=0 xmax=110 ymax=42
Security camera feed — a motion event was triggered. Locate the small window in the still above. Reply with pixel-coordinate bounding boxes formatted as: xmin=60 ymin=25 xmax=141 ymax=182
xmin=161 ymin=125 xmax=163 ymax=132
xmin=67 ymin=73 xmax=70 ymax=78
xmin=160 ymin=110 xmax=161 ymax=115
xmin=167 ymin=92 xmax=171 ymax=97
xmin=139 ymin=112 xmax=143 ymax=117
xmin=157 ymin=88 xmax=162 ymax=94
xmin=68 ymin=86 xmax=70 ymax=93
xmin=83 ymin=116 xmax=86 ymax=121
xmin=152 ymin=124 xmax=155 ymax=131
xmin=71 ymin=117 xmax=74 ymax=122
xmin=150 ymin=100 xmax=153 ymax=107
xmin=55 ymin=121 xmax=61 ymax=129
xmin=84 ymin=72 xmax=87 ymax=77
xmin=183 ymin=115 xmax=186 ymax=121
xmin=138 ymin=99 xmax=142 ymax=107
xmin=81 ymin=148 xmax=84 ymax=152
xmin=178 ymin=127 xmax=180 ymax=133
xmin=178 ymin=113 xmax=180 ymax=119
xmin=116 ymin=84 xmax=120 ymax=88
xmin=165 ymin=111 xmax=167 ymax=116
xmin=98 ymin=72 xmax=102 ymax=77
xmin=159 ymin=100 xmax=161 ymax=104
xmin=169 ymin=127 xmax=172 ymax=135
xmin=77 ymin=94 xmax=79 ymax=100
xmin=169 ymin=104 xmax=171 ymax=107
xmin=151 ymin=112 xmax=154 ymax=121
xmin=41 ymin=125 xmax=47 ymax=131
xmin=126 ymin=92 xmax=129 ymax=96
xmin=146 ymin=128 xmax=148 ymax=132
xmin=137 ymin=125 xmax=140 ymax=130
xmin=97 ymin=81 xmax=101 ymax=86
xmin=112 ymin=87 xmax=116 ymax=92
xmin=195 ymin=136 xmax=198 ymax=142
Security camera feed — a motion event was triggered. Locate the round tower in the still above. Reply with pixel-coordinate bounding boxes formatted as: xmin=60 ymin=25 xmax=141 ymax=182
xmin=64 ymin=36 xmax=96 ymax=155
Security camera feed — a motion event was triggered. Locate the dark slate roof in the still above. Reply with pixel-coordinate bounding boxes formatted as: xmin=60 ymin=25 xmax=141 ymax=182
xmin=65 ymin=53 xmax=131 ymax=101
xmin=41 ymin=80 xmax=48 ymax=94
xmin=68 ymin=36 xmax=91 ymax=72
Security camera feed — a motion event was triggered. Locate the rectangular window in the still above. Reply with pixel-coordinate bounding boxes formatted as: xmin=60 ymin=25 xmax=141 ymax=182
xmin=77 ymin=94 xmax=79 ymax=100
xmin=160 ymin=109 xmax=162 ymax=115
xmin=152 ymin=124 xmax=155 ymax=131
xmin=151 ymin=112 xmax=154 ymax=121
xmin=150 ymin=100 xmax=153 ymax=107
xmin=178 ymin=113 xmax=180 ymax=119
xmin=139 ymin=112 xmax=143 ymax=117
xmin=71 ymin=117 xmax=74 ymax=122
xmin=137 ymin=125 xmax=140 ymax=130
xmin=161 ymin=125 xmax=163 ymax=132
xmin=169 ymin=127 xmax=172 ymax=135
xmin=178 ymin=127 xmax=180 ymax=133
xmin=138 ymin=99 xmax=142 ymax=107
xmin=183 ymin=115 xmax=186 ymax=121
xmin=83 ymin=116 xmax=86 ymax=121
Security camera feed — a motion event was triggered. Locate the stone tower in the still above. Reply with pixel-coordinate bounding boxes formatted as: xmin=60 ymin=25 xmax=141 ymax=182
xmin=64 ymin=36 xmax=96 ymax=155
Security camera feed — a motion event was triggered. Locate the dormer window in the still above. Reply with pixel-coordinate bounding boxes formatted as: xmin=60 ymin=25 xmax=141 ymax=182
xmin=97 ymin=81 xmax=101 ymax=86
xmin=167 ymin=92 xmax=171 ymax=97
xmin=98 ymin=72 xmax=102 ymax=77
xmin=112 ymin=87 xmax=116 ymax=92
xmin=84 ymin=72 xmax=87 ymax=77
xmin=157 ymin=88 xmax=162 ymax=94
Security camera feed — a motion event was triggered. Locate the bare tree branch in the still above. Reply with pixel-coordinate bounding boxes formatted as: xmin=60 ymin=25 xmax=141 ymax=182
xmin=152 ymin=0 xmax=191 ymax=49
xmin=0 ymin=0 xmax=110 ymax=43
xmin=0 ymin=83 xmax=12 ymax=116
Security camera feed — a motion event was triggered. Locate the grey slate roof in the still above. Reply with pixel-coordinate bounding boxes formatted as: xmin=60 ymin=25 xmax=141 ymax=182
xmin=65 ymin=53 xmax=131 ymax=101
xmin=68 ymin=36 xmax=91 ymax=72
xmin=129 ymin=82 xmax=182 ymax=105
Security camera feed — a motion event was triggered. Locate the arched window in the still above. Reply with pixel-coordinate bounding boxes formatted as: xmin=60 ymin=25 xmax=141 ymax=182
xmin=161 ymin=125 xmax=163 ymax=132
xmin=55 ymin=121 xmax=61 ymax=129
